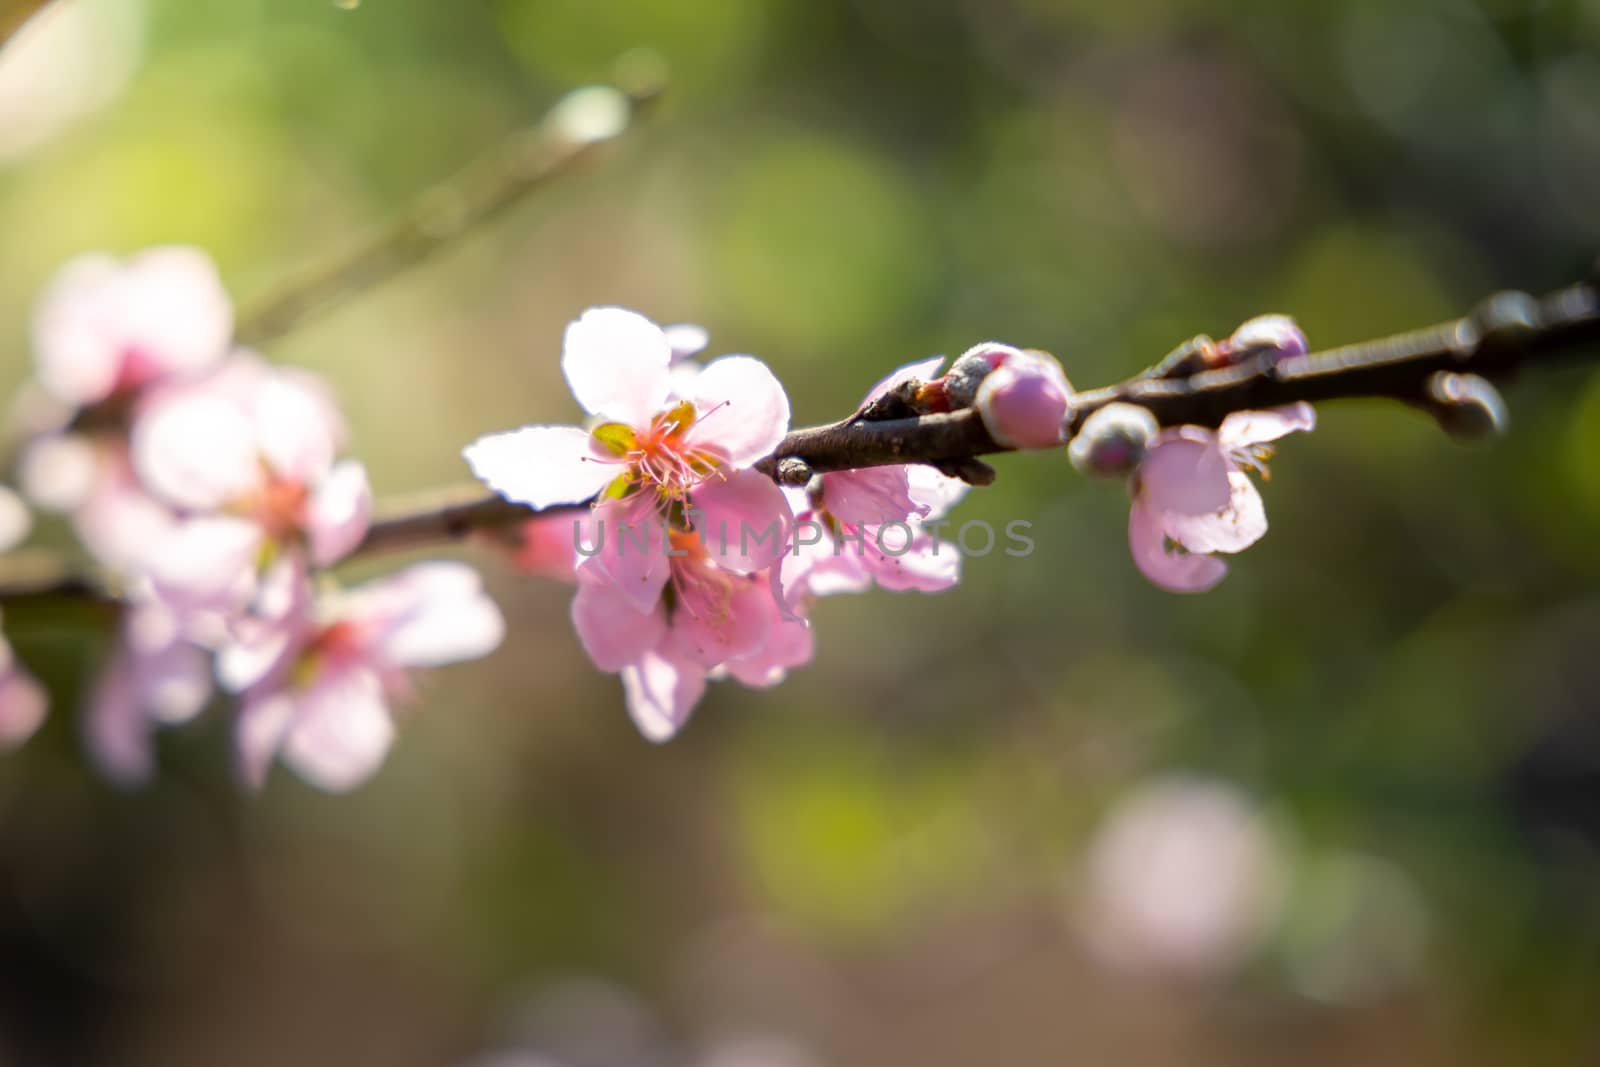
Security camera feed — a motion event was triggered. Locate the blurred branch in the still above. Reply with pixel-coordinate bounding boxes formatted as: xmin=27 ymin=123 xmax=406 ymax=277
xmin=0 ymin=0 xmax=51 ymax=52
xmin=4 ymin=273 xmax=1598 ymax=600
xmin=236 ymin=67 xmax=665 ymax=346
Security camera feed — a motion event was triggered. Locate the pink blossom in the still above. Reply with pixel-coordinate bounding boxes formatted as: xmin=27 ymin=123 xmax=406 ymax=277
xmin=502 ymin=511 xmax=582 ymax=582
xmin=775 ymin=360 xmax=968 ymax=606
xmin=975 ymin=349 xmax=1073 ymax=449
xmin=570 ymin=530 xmax=814 ymax=742
xmin=223 ymin=562 xmax=504 ymax=791
xmin=1078 ymin=776 xmax=1283 ymax=979
xmin=463 ymin=308 xmax=792 ymax=570
xmin=83 ymin=598 xmax=212 ymax=786
xmin=31 ymin=246 xmax=232 ymax=410
xmin=21 ymin=247 xmax=236 ymax=574
xmin=0 ymin=634 xmax=48 ymax=750
xmin=131 ymin=354 xmax=371 ymax=612
xmin=1128 ymin=403 xmax=1315 ymax=593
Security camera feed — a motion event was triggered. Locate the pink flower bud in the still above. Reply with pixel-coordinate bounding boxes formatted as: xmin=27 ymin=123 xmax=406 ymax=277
xmin=975 ymin=350 xmax=1073 ymax=449
xmin=1223 ymin=314 xmax=1307 ymax=362
xmin=943 ymin=341 xmax=1022 ymax=409
xmin=1069 ymin=402 xmax=1158 ymax=479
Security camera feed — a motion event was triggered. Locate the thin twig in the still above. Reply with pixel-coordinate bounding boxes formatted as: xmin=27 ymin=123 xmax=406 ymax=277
xmin=235 ymin=74 xmax=664 ymax=345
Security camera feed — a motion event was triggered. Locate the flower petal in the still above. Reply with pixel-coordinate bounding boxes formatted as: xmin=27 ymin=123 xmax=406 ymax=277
xmin=144 ymin=516 xmax=263 ymax=613
xmin=252 ymin=368 xmax=344 ymax=484
xmin=664 ymin=323 xmax=709 ymax=363
xmin=369 ymin=562 xmax=506 ymax=668
xmin=1139 ymin=433 xmax=1233 ymax=516
xmin=620 ymin=648 xmax=707 ymax=743
xmin=821 ymin=466 xmax=922 ymax=527
xmin=0 ymin=486 xmax=33 ymax=555
xmin=463 ymin=425 xmax=617 ymax=509
xmin=683 ymin=355 xmax=791 ymax=469
xmin=0 ymin=655 xmax=47 ymax=750
xmin=570 ymin=571 xmax=667 ymax=672
xmin=1128 ymin=496 xmax=1228 ymax=594
xmin=1161 ymin=471 xmax=1268 ymax=556
xmin=31 ymin=253 xmax=124 ymax=405
xmin=584 ymin=495 xmax=671 ymax=614
xmin=82 ymin=648 xmax=152 ymax=786
xmin=1217 ymin=403 xmax=1316 ymax=451
xmin=116 ymin=246 xmax=234 ymax=381
xmin=689 ymin=467 xmax=792 ymax=573
xmin=308 ymin=459 xmax=372 ymax=566
xmin=906 ymin=463 xmax=968 ymax=523
xmin=280 ymin=667 xmax=395 ymax=793
xmin=865 ymin=530 xmax=962 ymax=593
xmin=562 ymin=306 xmax=673 ymax=424
xmin=673 ymin=578 xmax=772 ymax=668
xmin=132 ymin=385 xmax=261 ymax=511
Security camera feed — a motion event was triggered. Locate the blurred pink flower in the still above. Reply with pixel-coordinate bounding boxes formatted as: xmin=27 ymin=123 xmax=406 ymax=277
xmin=1128 ymin=403 xmax=1314 ymax=593
xmin=21 ymin=246 xmax=236 ymax=574
xmin=1078 ymin=776 xmax=1283 ymax=979
xmin=0 ymin=635 xmax=48 ymax=751
xmin=83 ymin=598 xmax=212 ymax=786
xmin=501 ymin=512 xmax=582 ymax=582
xmin=131 ymin=355 xmax=371 ymax=612
xmin=32 ymin=246 xmax=232 ymax=410
xmin=223 ymin=561 xmax=504 ymax=792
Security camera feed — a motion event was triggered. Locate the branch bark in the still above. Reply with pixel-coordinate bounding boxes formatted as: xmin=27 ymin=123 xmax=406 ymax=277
xmin=344 ymin=274 xmax=1600 ymax=557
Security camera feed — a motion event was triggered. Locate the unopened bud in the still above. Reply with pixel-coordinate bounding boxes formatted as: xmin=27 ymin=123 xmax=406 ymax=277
xmin=975 ymin=350 xmax=1074 ymax=450
xmin=1225 ymin=314 xmax=1308 ymax=360
xmin=1425 ymin=372 xmax=1507 ymax=442
xmin=1068 ymin=403 xmax=1159 ymax=479
xmin=944 ymin=342 xmax=1024 ymax=408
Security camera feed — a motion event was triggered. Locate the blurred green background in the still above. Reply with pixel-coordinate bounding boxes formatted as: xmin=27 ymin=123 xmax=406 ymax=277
xmin=2 ymin=0 xmax=1600 ymax=1064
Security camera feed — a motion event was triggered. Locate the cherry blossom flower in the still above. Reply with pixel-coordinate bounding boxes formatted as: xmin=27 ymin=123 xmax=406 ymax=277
xmin=570 ymin=525 xmax=812 ymax=741
xmin=463 ymin=307 xmax=792 ymax=611
xmin=1077 ymin=776 xmax=1284 ymax=979
xmin=21 ymin=246 xmax=235 ymax=572
xmin=1128 ymin=403 xmax=1315 ymax=593
xmin=83 ymin=597 xmax=212 ymax=786
xmin=222 ymin=562 xmax=504 ymax=791
xmin=0 ymin=635 xmax=48 ymax=751
xmin=0 ymin=488 xmax=47 ymax=750
xmin=130 ymin=354 xmax=371 ymax=614
xmin=775 ymin=359 xmax=968 ymax=606
xmin=31 ymin=246 xmax=232 ymax=411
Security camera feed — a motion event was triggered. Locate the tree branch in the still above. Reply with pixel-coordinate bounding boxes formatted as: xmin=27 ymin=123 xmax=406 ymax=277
xmin=345 ymin=274 xmax=1600 ymax=557
xmin=6 ymin=273 xmax=1597 ymax=596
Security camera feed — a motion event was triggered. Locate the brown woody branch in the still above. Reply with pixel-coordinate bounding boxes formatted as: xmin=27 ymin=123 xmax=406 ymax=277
xmin=345 ymin=274 xmax=1600 ymax=558
xmin=5 ymin=275 xmax=1597 ymax=601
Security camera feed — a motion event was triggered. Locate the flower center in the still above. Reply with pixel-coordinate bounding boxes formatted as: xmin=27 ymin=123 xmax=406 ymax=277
xmin=248 ymin=472 xmax=311 ymax=541
xmin=667 ymin=528 xmax=736 ymax=625
xmin=592 ymin=401 xmax=728 ymax=502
